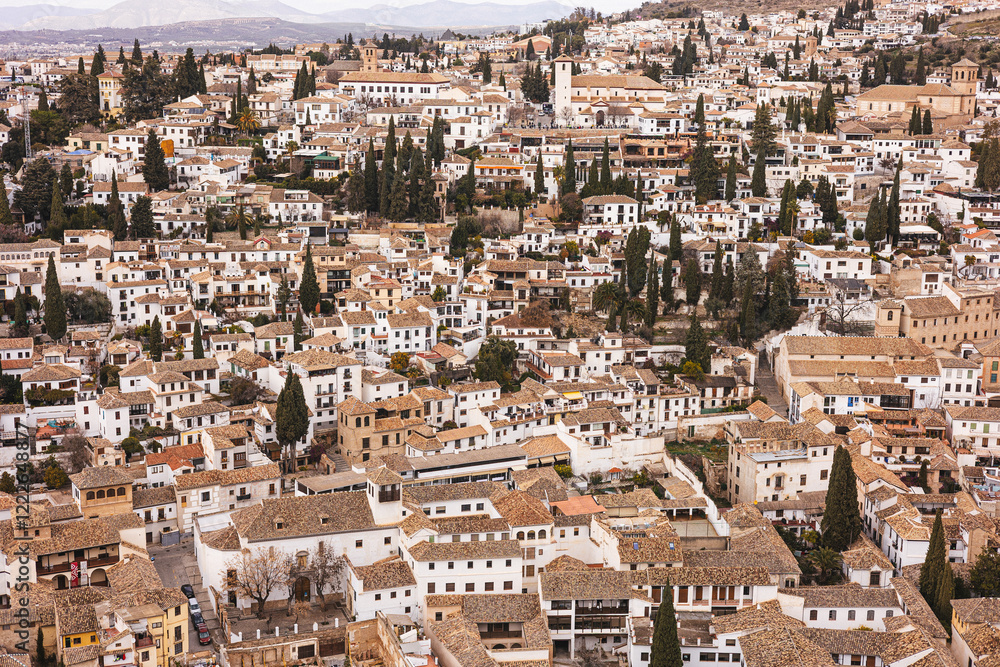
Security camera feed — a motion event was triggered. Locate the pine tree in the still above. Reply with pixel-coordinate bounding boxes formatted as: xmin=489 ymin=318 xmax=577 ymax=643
xmin=751 ymin=103 xmax=777 ymax=157
xmin=724 ymin=156 xmax=738 ymax=201
xmin=820 ymin=446 xmax=862 ymax=551
xmin=43 ymin=256 xmax=66 ymax=341
xmin=299 ymin=244 xmax=320 ymax=314
xmin=920 ymin=511 xmax=947 ymax=599
xmin=192 ymin=320 xmax=205 ymax=359
xmin=142 ymin=129 xmax=169 ymax=191
xmin=149 ymin=315 xmax=163 ymax=361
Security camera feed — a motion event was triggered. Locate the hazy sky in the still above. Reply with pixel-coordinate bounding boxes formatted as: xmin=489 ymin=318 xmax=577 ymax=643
xmin=0 ymin=0 xmax=635 ymax=10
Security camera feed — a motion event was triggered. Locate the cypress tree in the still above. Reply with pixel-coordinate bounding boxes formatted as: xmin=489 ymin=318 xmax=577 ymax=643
xmin=130 ymin=195 xmax=155 ymax=239
xmin=646 ymin=259 xmax=659 ymax=329
xmin=12 ymin=287 xmax=27 ymax=336
xmin=750 ymin=145 xmax=767 ymax=197
xmin=49 ymin=176 xmax=67 ymax=232
xmin=865 ymin=189 xmax=886 ymax=247
xmin=724 ymin=156 xmax=737 ymax=201
xmin=820 ymin=446 xmax=862 ymax=551
xmin=149 ymin=315 xmax=163 ymax=361
xmin=684 ymin=259 xmax=701 ymax=307
xmin=293 ymin=310 xmax=304 ymax=351
xmin=0 ymin=179 xmax=11 ymax=226
xmin=143 ymin=129 xmax=169 ymax=191
xmin=299 ymin=244 xmax=320 ymax=314
xmin=669 ymin=216 xmax=682 ymax=262
xmin=108 ymin=172 xmax=127 ymax=241
xmin=920 ymin=511 xmax=947 ymax=599
xmin=534 ymin=152 xmax=545 ymax=199
xmin=44 ymin=256 xmax=66 ymax=341
xmin=923 ymin=109 xmax=933 ymax=135
xmin=886 ymin=157 xmax=902 ymax=245
xmin=192 ymin=320 xmax=205 ymax=359
xmin=600 ymin=138 xmax=612 ymax=194
xmin=650 ymin=580 xmax=683 ymax=667
xmin=934 ymin=563 xmax=954 ymax=631
xmin=909 ymin=106 xmax=921 ymax=135
xmin=562 ymin=140 xmax=577 ymax=195
xmin=684 ymin=313 xmax=710 ymax=373
xmin=364 ymin=139 xmax=379 ymax=212
xmin=709 ymin=241 xmax=724 ymax=300
xmin=388 ymin=170 xmax=409 ymax=221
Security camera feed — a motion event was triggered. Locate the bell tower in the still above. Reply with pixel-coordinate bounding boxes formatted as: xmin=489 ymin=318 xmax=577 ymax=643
xmin=362 ymin=41 xmax=379 ymax=73
xmin=553 ymin=55 xmax=573 ymax=126
xmin=951 ymin=58 xmax=979 ymax=97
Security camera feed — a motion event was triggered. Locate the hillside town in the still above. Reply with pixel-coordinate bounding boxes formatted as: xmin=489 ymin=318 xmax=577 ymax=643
xmin=8 ymin=3 xmax=1000 ymax=667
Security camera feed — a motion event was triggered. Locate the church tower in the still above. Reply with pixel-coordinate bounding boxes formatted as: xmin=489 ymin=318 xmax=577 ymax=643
xmin=553 ymin=55 xmax=573 ymax=125
xmin=362 ymin=41 xmax=379 ymax=73
xmin=951 ymin=58 xmax=979 ymax=96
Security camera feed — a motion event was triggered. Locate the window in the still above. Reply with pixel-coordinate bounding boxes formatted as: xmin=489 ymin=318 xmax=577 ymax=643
xmin=848 ymin=610 xmax=856 ymax=621
xmin=829 ymin=610 xmax=837 ymax=620
xmin=809 ymin=610 xmax=818 ymax=621
xmin=866 ymin=610 xmax=875 ymax=621
xmin=355 ymin=540 xmax=363 ymax=548
xmin=465 ymin=583 xmax=475 ymax=592
xmin=445 ymin=582 xmax=455 ymax=592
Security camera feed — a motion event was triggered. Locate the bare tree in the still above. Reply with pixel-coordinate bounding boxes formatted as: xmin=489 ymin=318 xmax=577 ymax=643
xmin=281 ymin=553 xmax=301 ymax=616
xmin=559 ymin=106 xmax=575 ymax=127
xmin=878 ymin=156 xmax=896 ymax=174
xmin=606 ymin=104 xmax=629 ymax=127
xmin=61 ymin=430 xmax=90 ymax=473
xmin=222 ymin=548 xmax=286 ymax=619
xmin=311 ymin=544 xmax=346 ymax=611
xmin=506 ymin=104 xmax=526 ymax=127
xmin=825 ymin=292 xmax=874 ymax=336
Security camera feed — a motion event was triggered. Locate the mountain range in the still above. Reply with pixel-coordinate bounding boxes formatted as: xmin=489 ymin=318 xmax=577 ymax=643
xmin=7 ymin=0 xmax=572 ymax=30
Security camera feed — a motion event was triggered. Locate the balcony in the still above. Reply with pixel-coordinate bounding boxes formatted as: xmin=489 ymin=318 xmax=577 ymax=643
xmin=236 ymin=493 xmax=251 ymax=501
xmin=479 ymin=630 xmax=524 ymax=640
xmin=38 ymin=554 xmax=119 ymax=574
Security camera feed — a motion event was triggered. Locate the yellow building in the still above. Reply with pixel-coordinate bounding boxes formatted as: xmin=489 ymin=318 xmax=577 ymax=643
xmin=70 ymin=466 xmax=134 ymax=519
xmin=97 ymin=70 xmax=124 ymax=115
xmin=856 ymin=59 xmax=979 ymax=123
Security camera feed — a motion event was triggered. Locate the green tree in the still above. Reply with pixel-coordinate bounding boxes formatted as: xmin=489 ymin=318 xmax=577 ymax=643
xmin=920 ymin=510 xmax=947 ymax=599
xmin=142 ymin=129 xmax=169 ymax=191
xmin=49 ymin=175 xmax=67 ymax=233
xmin=60 ymin=162 xmax=74 ymax=200
xmin=192 ymin=320 xmax=205 ymax=359
xmin=751 ymin=103 xmax=777 ymax=157
xmin=768 ymin=269 xmax=795 ymax=330
xmin=130 ymin=195 xmax=155 ymax=239
xmin=0 ymin=471 xmax=14 ymax=494
xmin=299 ymin=245 xmax=320 ymax=314
xmin=562 ymin=140 xmax=577 ymax=195
xmin=645 ymin=258 xmax=659 ymax=329
xmin=923 ymin=109 xmax=933 ymax=135
xmin=149 ymin=315 xmax=163 ymax=361
xmin=275 ymin=371 xmax=309 ymax=472
xmin=810 ymin=547 xmax=842 ymax=584
xmin=475 ymin=336 xmax=518 ymax=391
xmin=534 ymin=152 xmax=545 ymax=199
xmin=865 ymin=189 xmax=886 ymax=247
xmin=625 ymin=227 xmax=651 ymax=297
xmin=669 ymin=216 xmax=682 ymax=261
xmin=12 ymin=288 xmax=28 ymax=337
xmin=44 ymin=461 xmax=69 ymax=489
xmin=600 ymin=138 xmax=612 ymax=194
xmin=970 ymin=549 xmax=1000 ymax=597
xmin=886 ymin=157 xmax=902 ymax=245
xmin=724 ymin=156 xmax=738 ymax=201
xmin=750 ymin=145 xmax=767 ymax=197
xmin=432 ymin=286 xmax=447 ymax=302
xmin=293 ymin=310 xmax=304 ymax=352
xmin=0 ymin=178 xmax=12 ymax=226
xmin=918 ymin=459 xmax=929 ymax=492
xmin=108 ymin=172 xmax=127 ymax=241
xmin=684 ymin=313 xmax=710 ymax=373
xmin=364 ymin=139 xmax=379 ymax=212
xmin=683 ymin=259 xmax=701 ymax=307
xmin=690 ymin=125 xmax=718 ymax=203
xmin=934 ymin=563 xmax=954 ymax=631
xmin=43 ymin=256 xmax=66 ymax=341
xmin=820 ymin=445 xmax=862 ymax=551
xmin=650 ymin=579 xmax=682 ymax=667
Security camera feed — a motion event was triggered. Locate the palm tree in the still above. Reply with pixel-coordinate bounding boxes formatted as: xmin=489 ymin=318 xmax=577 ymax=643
xmin=809 ymin=547 xmax=841 ymax=584
xmin=236 ymin=108 xmax=261 ymax=136
xmin=226 ymin=205 xmax=250 ymax=239
xmin=619 ymin=298 xmax=647 ymax=332
xmin=592 ymin=281 xmax=621 ymax=313
xmin=965 ymin=254 xmax=979 ymax=277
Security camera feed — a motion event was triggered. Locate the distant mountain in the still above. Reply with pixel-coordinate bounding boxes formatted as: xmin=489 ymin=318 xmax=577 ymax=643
xmin=318 ymin=0 xmax=572 ymax=27
xmin=0 ymin=4 xmax=99 ymax=30
xmin=20 ymin=0 xmax=319 ymax=30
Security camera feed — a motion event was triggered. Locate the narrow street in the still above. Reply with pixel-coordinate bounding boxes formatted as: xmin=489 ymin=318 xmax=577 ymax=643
xmin=756 ymin=349 xmax=788 ymax=418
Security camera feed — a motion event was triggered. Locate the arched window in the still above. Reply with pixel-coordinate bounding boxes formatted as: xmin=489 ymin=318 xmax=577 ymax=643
xmin=96 ymin=490 xmax=105 ymax=499
xmin=516 ymin=531 xmax=525 ymax=540
xmin=364 ymin=416 xmax=370 ymax=426
xmin=86 ymin=491 xmax=95 ymax=501
xmin=527 ymin=531 xmax=536 ymax=540
xmin=117 ymin=487 xmax=126 ymax=496
xmin=356 ymin=417 xmax=361 ymax=428
xmin=538 ymin=530 xmax=547 ymax=539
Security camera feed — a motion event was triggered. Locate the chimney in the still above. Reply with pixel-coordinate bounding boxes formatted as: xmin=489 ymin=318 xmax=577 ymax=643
xmin=312 ymin=623 xmax=318 ymax=631
xmin=275 ymin=628 xmax=280 ymax=636
xmin=294 ymin=624 xmax=298 ymax=634
xmin=256 ymin=630 xmax=261 ymax=639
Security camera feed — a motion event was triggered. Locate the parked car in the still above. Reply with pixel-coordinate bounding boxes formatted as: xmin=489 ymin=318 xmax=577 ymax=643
xmin=197 ymin=628 xmax=212 ymax=646
xmin=181 ymin=584 xmax=195 ymax=600
xmin=191 ymin=611 xmax=205 ymax=628
xmin=188 ymin=598 xmax=201 ymax=615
